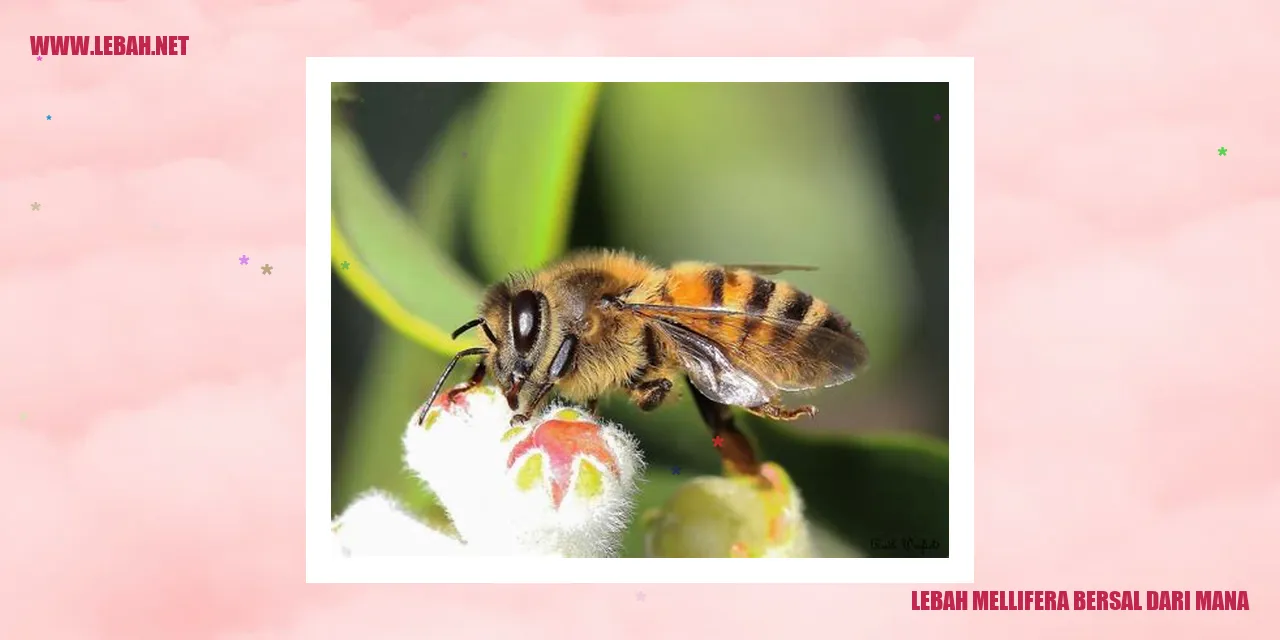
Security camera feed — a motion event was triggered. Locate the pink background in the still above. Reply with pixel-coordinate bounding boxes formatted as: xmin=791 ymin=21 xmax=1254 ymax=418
xmin=3 ymin=0 xmax=1278 ymax=637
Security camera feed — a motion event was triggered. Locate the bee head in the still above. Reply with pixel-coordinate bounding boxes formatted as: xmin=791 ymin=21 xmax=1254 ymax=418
xmin=465 ymin=283 xmax=545 ymax=409
xmin=467 ymin=283 xmax=576 ymax=413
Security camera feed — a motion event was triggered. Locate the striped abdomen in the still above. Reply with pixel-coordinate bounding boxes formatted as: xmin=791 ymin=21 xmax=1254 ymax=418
xmin=653 ymin=263 xmax=855 ymax=348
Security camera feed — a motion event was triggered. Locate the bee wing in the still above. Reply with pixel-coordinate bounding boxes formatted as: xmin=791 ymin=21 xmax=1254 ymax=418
xmin=652 ymin=318 xmax=778 ymax=407
xmin=720 ymin=264 xmax=819 ymax=275
xmin=626 ymin=303 xmax=869 ymax=396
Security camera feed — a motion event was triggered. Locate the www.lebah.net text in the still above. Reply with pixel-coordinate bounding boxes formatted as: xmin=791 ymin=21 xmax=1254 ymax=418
xmin=30 ymin=36 xmax=190 ymax=56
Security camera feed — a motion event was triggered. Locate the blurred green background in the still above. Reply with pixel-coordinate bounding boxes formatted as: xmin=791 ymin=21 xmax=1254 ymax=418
xmin=331 ymin=82 xmax=950 ymax=558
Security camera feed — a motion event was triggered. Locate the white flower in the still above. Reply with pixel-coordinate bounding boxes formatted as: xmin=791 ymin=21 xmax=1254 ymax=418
xmin=331 ymin=490 xmax=469 ymax=556
xmin=333 ymin=386 xmax=644 ymax=557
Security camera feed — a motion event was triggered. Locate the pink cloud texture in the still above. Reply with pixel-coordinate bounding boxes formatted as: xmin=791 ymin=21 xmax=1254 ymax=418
xmin=2 ymin=0 xmax=1279 ymax=638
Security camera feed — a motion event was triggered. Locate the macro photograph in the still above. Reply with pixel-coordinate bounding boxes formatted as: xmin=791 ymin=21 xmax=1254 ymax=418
xmin=327 ymin=77 xmax=953 ymax=561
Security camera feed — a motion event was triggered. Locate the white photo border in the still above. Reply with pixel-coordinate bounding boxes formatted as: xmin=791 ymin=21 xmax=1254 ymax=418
xmin=305 ymin=57 xmax=975 ymax=584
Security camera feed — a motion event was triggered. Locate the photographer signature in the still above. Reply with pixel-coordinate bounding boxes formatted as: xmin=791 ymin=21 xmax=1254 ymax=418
xmin=868 ymin=536 xmax=943 ymax=555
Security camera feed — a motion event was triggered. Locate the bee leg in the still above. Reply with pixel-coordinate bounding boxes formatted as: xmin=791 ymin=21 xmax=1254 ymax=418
xmin=629 ymin=378 xmax=674 ymax=412
xmin=446 ymin=362 xmax=488 ymax=402
xmin=584 ymin=398 xmax=600 ymax=414
xmin=746 ymin=402 xmax=817 ymax=422
xmin=685 ymin=377 xmax=762 ymax=477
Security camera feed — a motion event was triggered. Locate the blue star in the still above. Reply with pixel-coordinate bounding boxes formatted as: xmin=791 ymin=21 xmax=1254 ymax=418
xmin=46 ymin=115 xmax=51 ymax=120
xmin=671 ymin=466 xmax=681 ymax=475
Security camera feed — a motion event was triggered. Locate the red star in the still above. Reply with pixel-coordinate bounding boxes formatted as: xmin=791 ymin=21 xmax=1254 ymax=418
xmin=712 ymin=435 xmax=725 ymax=448
xmin=507 ymin=418 xmax=620 ymax=509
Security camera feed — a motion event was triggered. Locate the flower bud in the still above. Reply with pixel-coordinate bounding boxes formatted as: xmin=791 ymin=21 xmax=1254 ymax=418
xmin=402 ymin=386 xmax=644 ymax=556
xmin=642 ymin=462 xmax=812 ymax=558
xmin=331 ymin=489 xmax=468 ymax=556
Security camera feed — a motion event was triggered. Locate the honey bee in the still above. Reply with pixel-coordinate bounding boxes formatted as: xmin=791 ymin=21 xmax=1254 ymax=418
xmin=422 ymin=249 xmax=868 ymax=474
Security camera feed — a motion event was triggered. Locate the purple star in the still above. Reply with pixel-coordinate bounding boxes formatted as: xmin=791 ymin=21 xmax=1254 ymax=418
xmin=934 ymin=113 xmax=942 ymax=122
xmin=636 ymin=591 xmax=646 ymax=602
xmin=36 ymin=55 xmax=43 ymax=61
xmin=239 ymin=255 xmax=249 ymax=265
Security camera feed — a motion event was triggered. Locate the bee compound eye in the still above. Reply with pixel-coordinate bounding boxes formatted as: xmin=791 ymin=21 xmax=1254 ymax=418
xmin=510 ymin=289 xmax=541 ymax=355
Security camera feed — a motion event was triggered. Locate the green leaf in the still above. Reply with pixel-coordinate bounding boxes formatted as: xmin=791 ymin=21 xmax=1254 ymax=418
xmin=331 ymin=107 xmax=489 ymax=512
xmin=331 ymin=115 xmax=484 ymax=356
xmin=469 ymin=82 xmax=600 ymax=279
xmin=751 ymin=419 xmax=950 ymax=557
xmin=405 ymin=105 xmax=478 ymax=254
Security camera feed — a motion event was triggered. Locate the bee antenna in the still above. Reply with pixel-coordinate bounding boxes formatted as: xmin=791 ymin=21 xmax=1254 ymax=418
xmin=417 ymin=347 xmax=489 ymax=425
xmin=450 ymin=318 xmax=483 ymax=340
xmin=451 ymin=318 xmax=498 ymax=344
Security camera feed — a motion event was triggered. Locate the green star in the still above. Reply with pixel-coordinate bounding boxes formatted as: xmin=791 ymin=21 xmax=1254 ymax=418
xmin=1218 ymin=146 xmax=1227 ymax=156
xmin=340 ymin=261 xmax=351 ymax=270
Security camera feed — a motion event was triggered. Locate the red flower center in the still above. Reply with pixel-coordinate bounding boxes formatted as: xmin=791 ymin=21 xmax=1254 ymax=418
xmin=507 ymin=418 xmax=620 ymax=508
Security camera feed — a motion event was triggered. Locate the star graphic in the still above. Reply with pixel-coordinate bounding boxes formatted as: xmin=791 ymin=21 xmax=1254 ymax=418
xmin=934 ymin=113 xmax=941 ymax=121
xmin=340 ymin=260 xmax=350 ymax=270
xmin=36 ymin=55 xmax=43 ymax=61
xmin=239 ymin=255 xmax=249 ymax=265
xmin=671 ymin=466 xmax=681 ymax=475
xmin=712 ymin=435 xmax=725 ymax=448
xmin=636 ymin=592 xmax=646 ymax=602
xmin=30 ymin=202 xmax=40 ymax=211
xmin=1218 ymin=146 xmax=1228 ymax=156
xmin=507 ymin=417 xmax=620 ymax=509
xmin=46 ymin=115 xmax=51 ymax=121
xmin=261 ymin=264 xmax=273 ymax=275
